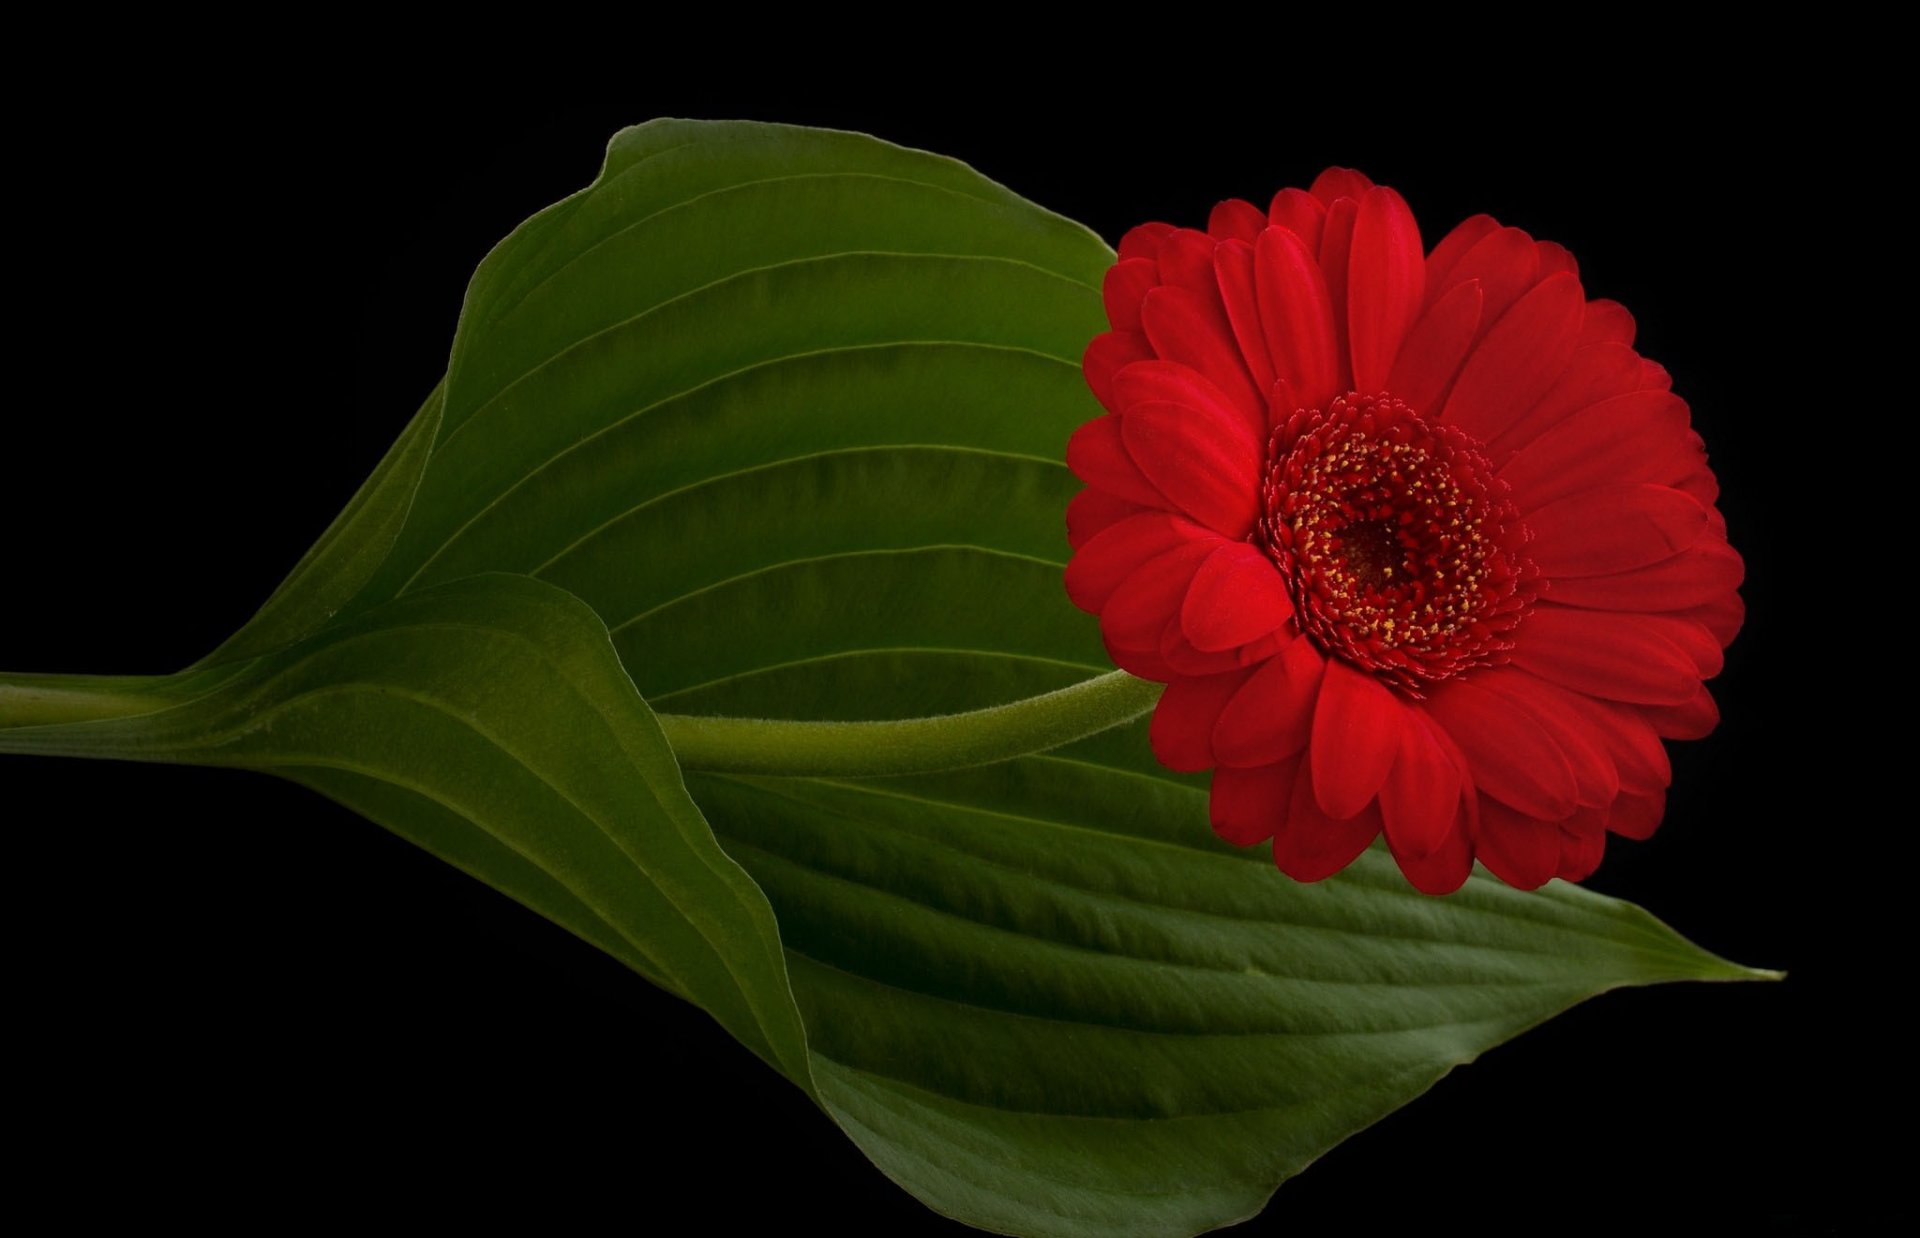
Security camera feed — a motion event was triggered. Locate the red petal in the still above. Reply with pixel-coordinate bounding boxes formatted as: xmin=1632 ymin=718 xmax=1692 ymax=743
xmin=1392 ymin=722 xmax=1478 ymax=894
xmin=1544 ymin=542 xmax=1745 ymax=612
xmin=1239 ymin=629 xmax=1291 ymax=665
xmin=1433 ymin=225 xmax=1541 ymax=327
xmin=1269 ymin=377 xmax=1301 ymax=423
xmin=1158 ymin=623 xmax=1232 ymax=678
xmin=1475 ymin=798 xmax=1563 ymax=890
xmin=1347 ymin=186 xmax=1425 ymax=394
xmin=1607 ymin=790 xmax=1666 ymax=840
xmin=1318 ymin=197 xmax=1359 ymax=394
xmin=1118 ymin=222 xmax=1174 ymax=263
xmin=1309 ymin=660 xmax=1405 ymax=819
xmin=1424 ymin=214 xmax=1501 ymax=302
xmin=1122 ymin=400 xmax=1262 ymax=536
xmin=1268 ymin=188 xmax=1326 ymax=252
xmin=1677 ymin=449 xmax=1712 ymax=509
xmin=1379 ymin=712 xmax=1462 ymax=859
xmin=1580 ymin=298 xmax=1636 ymax=346
xmin=1154 ymin=227 xmax=1217 ymax=295
xmin=1110 ymin=358 xmax=1245 ymax=416
xmin=1384 ymin=279 xmax=1482 ymax=419
xmin=1527 ymin=484 xmax=1710 ymax=576
xmin=1101 ymin=540 xmax=1219 ymax=649
xmin=1510 ymin=607 xmax=1706 ymax=706
xmin=1676 ymin=591 xmax=1745 ymax=647
xmin=1214 ymin=637 xmax=1327 ymax=767
xmin=1212 ymin=240 xmax=1277 ymax=397
xmin=1512 ymin=671 xmax=1666 ymax=798
xmin=1555 ymin=806 xmax=1608 ymax=881
xmin=1675 ymin=463 xmax=1722 ymax=512
xmin=1210 ymin=757 xmax=1300 ymax=846
xmin=1066 ymin=488 xmax=1148 ymax=551
xmin=1442 ymin=272 xmax=1586 ymax=442
xmin=1150 ymin=667 xmax=1252 ymax=772
xmin=1392 ymin=811 xmax=1473 ymax=894
xmin=1208 ymin=199 xmax=1268 ymax=243
xmin=1160 ymin=616 xmax=1290 ymax=678
xmin=1615 ymin=611 xmax=1727 ymax=676
xmin=1476 ymin=669 xmax=1620 ymax=808
xmin=1491 ymin=342 xmax=1651 ymax=453
xmin=1065 ymin=413 xmax=1164 ymax=508
xmin=1500 ymin=391 xmax=1695 ymax=510
xmin=1310 ymin=167 xmax=1374 ymax=205
xmin=1255 ymin=226 xmax=1341 ymax=409
xmin=1139 ymin=285 xmax=1266 ymax=431
xmin=1181 ymin=541 xmax=1295 ymax=652
xmin=1083 ymin=330 xmax=1154 ymax=413
xmin=1584 ymin=699 xmax=1672 ymax=796
xmin=1102 ymin=635 xmax=1175 ymax=682
xmin=1535 ymin=241 xmax=1579 ymax=279
xmin=1102 ymin=258 xmax=1158 ymax=332
xmin=1065 ymin=511 xmax=1212 ymax=613
xmin=1423 ymin=678 xmax=1578 ymax=821
xmin=1642 ymin=688 xmax=1721 ymax=739
xmin=1275 ymin=763 xmax=1381 ymax=882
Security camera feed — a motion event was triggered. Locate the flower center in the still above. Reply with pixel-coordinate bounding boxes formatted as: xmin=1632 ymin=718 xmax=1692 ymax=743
xmin=1259 ymin=393 xmax=1536 ymax=694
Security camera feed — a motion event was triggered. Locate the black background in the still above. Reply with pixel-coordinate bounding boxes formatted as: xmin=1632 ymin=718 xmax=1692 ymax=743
xmin=3 ymin=90 xmax=1849 ymax=1230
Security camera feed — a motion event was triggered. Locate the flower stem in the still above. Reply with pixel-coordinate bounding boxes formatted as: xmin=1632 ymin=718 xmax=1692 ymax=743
xmin=3 ymin=665 xmax=1164 ymax=778
xmin=656 ymin=670 xmax=1163 ymax=777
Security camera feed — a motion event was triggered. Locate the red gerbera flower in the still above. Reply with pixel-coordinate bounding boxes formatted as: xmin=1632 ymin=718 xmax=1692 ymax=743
xmin=1064 ymin=168 xmax=1741 ymax=894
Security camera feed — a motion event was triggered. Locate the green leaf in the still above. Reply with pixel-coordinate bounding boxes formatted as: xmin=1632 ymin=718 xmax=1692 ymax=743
xmin=1 ymin=573 xmax=811 ymax=1084
xmin=0 ymin=120 xmax=1772 ymax=1237
xmin=696 ymin=764 xmax=1758 ymax=1235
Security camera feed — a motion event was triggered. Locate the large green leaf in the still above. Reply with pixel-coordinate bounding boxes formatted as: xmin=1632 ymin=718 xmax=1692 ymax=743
xmin=0 ymin=120 xmax=1768 ymax=1237
xmin=0 ymin=575 xmax=809 ymax=1081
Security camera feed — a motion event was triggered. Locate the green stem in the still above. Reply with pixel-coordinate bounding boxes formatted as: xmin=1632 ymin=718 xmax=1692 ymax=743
xmin=3 ymin=665 xmax=1164 ymax=779
xmin=657 ymin=670 xmax=1163 ymax=777
xmin=0 ymin=672 xmax=180 ymax=730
